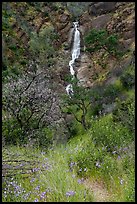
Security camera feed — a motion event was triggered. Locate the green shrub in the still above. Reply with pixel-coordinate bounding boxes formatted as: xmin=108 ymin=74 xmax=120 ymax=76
xmin=84 ymin=28 xmax=124 ymax=58
xmin=2 ymin=117 xmax=26 ymax=145
xmin=75 ymin=141 xmax=97 ymax=175
xmin=61 ymin=79 xmax=92 ymax=130
xmin=89 ymin=83 xmax=122 ymax=116
xmin=36 ymin=127 xmax=53 ymax=148
xmin=2 ymin=116 xmax=54 ymax=148
xmin=67 ymin=121 xmax=79 ymax=138
xmin=119 ymin=64 xmax=135 ymax=90
xmin=28 ymin=26 xmax=58 ymax=66
xmin=91 ymin=103 xmax=102 ymax=116
xmin=103 ymin=84 xmax=121 ymax=98
xmin=75 ymin=138 xmax=120 ymax=183
xmin=90 ymin=114 xmax=133 ymax=149
xmin=112 ymin=95 xmax=135 ymax=133
xmin=120 ymin=72 xmax=135 ymax=90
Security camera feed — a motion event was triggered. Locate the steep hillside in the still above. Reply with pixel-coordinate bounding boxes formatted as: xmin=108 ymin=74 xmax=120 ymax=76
xmin=78 ymin=2 xmax=135 ymax=87
xmin=2 ymin=2 xmax=69 ymax=68
xmin=2 ymin=2 xmax=135 ymax=202
xmin=3 ymin=2 xmax=135 ymax=89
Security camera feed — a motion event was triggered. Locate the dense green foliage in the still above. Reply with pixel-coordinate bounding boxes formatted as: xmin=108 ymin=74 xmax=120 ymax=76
xmin=62 ymin=79 xmax=92 ymax=130
xmin=84 ymin=29 xmax=124 ymax=58
xmin=112 ymin=95 xmax=135 ymax=134
xmin=64 ymin=2 xmax=90 ymax=18
xmin=29 ymin=26 xmax=58 ymax=67
xmin=2 ymin=2 xmax=59 ymax=82
xmin=90 ymin=114 xmax=133 ymax=149
xmin=2 ymin=71 xmax=55 ymax=147
xmin=120 ymin=64 xmax=135 ymax=90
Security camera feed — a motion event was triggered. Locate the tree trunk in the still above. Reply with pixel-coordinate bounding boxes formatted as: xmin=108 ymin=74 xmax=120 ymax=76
xmin=81 ymin=114 xmax=88 ymax=130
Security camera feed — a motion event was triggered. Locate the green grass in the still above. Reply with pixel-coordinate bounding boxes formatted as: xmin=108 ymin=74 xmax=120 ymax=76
xmin=2 ymin=144 xmax=94 ymax=202
xmin=74 ymin=114 xmax=135 ymax=202
xmin=2 ymin=113 xmax=135 ymax=202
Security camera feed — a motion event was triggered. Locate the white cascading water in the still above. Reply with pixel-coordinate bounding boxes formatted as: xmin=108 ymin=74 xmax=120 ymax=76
xmin=66 ymin=22 xmax=80 ymax=96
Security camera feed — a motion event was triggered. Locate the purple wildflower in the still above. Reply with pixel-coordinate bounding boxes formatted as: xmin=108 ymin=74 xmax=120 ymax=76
xmin=22 ymin=193 xmax=30 ymax=200
xmin=66 ymin=191 xmax=75 ymax=197
xmin=77 ymin=179 xmax=83 ymax=184
xmin=84 ymin=190 xmax=87 ymax=198
xmin=42 ymin=162 xmax=51 ymax=170
xmin=107 ymin=148 xmax=111 ymax=152
xmin=45 ymin=165 xmax=51 ymax=170
xmin=15 ymin=185 xmax=20 ymax=190
xmin=69 ymin=162 xmax=76 ymax=171
xmin=117 ymin=155 xmax=121 ymax=160
xmin=41 ymin=151 xmax=45 ymax=155
xmin=30 ymin=178 xmax=35 ymax=183
xmin=35 ymin=185 xmax=40 ymax=190
xmin=41 ymin=191 xmax=46 ymax=196
xmin=34 ymin=198 xmax=39 ymax=202
xmin=32 ymin=167 xmax=40 ymax=172
xmin=78 ymin=178 xmax=84 ymax=184
xmin=19 ymin=163 xmax=24 ymax=167
xmin=70 ymin=162 xmax=76 ymax=168
xmin=123 ymin=147 xmax=128 ymax=152
xmin=96 ymin=161 xmax=101 ymax=168
xmin=40 ymin=191 xmax=47 ymax=200
xmin=15 ymin=165 xmax=21 ymax=169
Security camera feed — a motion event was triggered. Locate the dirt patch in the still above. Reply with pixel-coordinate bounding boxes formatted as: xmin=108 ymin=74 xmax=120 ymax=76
xmin=84 ymin=178 xmax=112 ymax=202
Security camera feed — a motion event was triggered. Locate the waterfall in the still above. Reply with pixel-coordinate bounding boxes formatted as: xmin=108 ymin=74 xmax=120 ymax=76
xmin=66 ymin=22 xmax=80 ymax=96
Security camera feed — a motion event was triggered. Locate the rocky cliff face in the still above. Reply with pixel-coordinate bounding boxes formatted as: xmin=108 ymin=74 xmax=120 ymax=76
xmin=75 ymin=2 xmax=135 ymax=87
xmin=3 ymin=1 xmax=135 ymax=97
xmin=3 ymin=2 xmax=135 ymax=77
xmin=36 ymin=2 xmax=134 ymax=89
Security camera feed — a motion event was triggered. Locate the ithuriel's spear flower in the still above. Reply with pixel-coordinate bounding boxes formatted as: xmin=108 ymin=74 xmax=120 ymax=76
xmin=66 ymin=191 xmax=75 ymax=197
